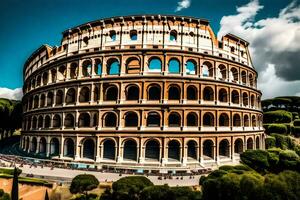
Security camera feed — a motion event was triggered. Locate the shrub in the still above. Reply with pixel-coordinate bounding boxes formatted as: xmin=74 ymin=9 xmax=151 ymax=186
xmin=0 ymin=189 xmax=10 ymax=200
xmin=0 ymin=168 xmax=21 ymax=175
xmin=70 ymin=174 xmax=99 ymax=198
xmin=293 ymin=126 xmax=300 ymax=137
xmin=267 ymin=124 xmax=287 ymax=134
xmin=278 ymin=150 xmax=300 ymax=172
xmin=270 ymin=133 xmax=295 ymax=150
xmin=240 ymin=150 xmax=270 ymax=173
xmin=263 ymin=110 xmax=292 ymax=123
xmin=265 ymin=137 xmax=276 ymax=149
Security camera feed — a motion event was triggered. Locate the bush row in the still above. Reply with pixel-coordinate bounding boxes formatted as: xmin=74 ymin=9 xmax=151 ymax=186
xmin=263 ymin=110 xmax=292 ymax=123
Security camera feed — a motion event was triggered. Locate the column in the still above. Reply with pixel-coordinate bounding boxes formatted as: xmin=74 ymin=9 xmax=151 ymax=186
xmin=117 ymin=137 xmax=122 ymax=163
xmin=59 ymin=136 xmax=64 ymax=158
xmin=161 ymin=138 xmax=168 ymax=166
xmin=96 ymin=137 xmax=101 ymax=162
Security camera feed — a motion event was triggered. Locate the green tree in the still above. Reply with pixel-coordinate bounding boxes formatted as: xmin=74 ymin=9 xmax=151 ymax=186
xmin=0 ymin=189 xmax=10 ymax=200
xmin=70 ymin=174 xmax=99 ymax=200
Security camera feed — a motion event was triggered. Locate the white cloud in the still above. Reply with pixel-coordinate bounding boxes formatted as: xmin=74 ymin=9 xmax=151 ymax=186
xmin=0 ymin=87 xmax=23 ymax=100
xmin=218 ymin=0 xmax=300 ymax=99
xmin=175 ymin=0 xmax=191 ymax=12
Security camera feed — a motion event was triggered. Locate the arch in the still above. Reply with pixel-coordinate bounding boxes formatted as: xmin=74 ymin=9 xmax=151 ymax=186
xmin=66 ymin=88 xmax=76 ymax=104
xmin=94 ymin=59 xmax=102 ymax=75
xmin=123 ymin=140 xmax=137 ymax=161
xmin=105 ymin=85 xmax=118 ymax=101
xmin=44 ymin=116 xmax=51 ymax=128
xmin=103 ymin=139 xmax=116 ymax=160
xmin=168 ymin=58 xmax=180 ymax=74
xmin=32 ymin=116 xmax=37 ymax=129
xmin=229 ymin=67 xmax=238 ymax=82
xmin=50 ymin=138 xmax=59 ymax=155
xmin=93 ymin=86 xmax=99 ymax=102
xmin=51 ymin=69 xmax=57 ymax=83
xmin=93 ymin=113 xmax=98 ymax=127
xmin=109 ymin=30 xmax=116 ymax=41
xmin=168 ymin=85 xmax=181 ymax=100
xmin=252 ymin=115 xmax=257 ymax=127
xmin=47 ymin=92 xmax=53 ymax=107
xmin=218 ymin=89 xmax=228 ymax=102
xmin=217 ymin=64 xmax=227 ymax=80
xmin=126 ymin=57 xmax=140 ymax=74
xmin=249 ymin=74 xmax=254 ymax=87
xmin=31 ymin=137 xmax=37 ymax=152
xmin=243 ymin=92 xmax=249 ymax=106
xmin=256 ymin=137 xmax=260 ymax=149
xmin=104 ymin=112 xmax=117 ymax=127
xmin=187 ymin=85 xmax=197 ymax=100
xmin=219 ymin=113 xmax=229 ymax=126
xmin=219 ymin=139 xmax=230 ymax=157
xmin=148 ymin=84 xmax=161 ymax=100
xmin=125 ymin=112 xmax=138 ymax=127
xmin=65 ymin=114 xmax=75 ymax=128
xmin=37 ymin=76 xmax=42 ymax=87
xmin=79 ymin=87 xmax=90 ymax=103
xmin=202 ymin=61 xmax=213 ymax=77
xmin=145 ymin=140 xmax=160 ymax=161
xmin=231 ymin=90 xmax=239 ymax=104
xmin=58 ymin=65 xmax=66 ymax=80
xmin=38 ymin=137 xmax=46 ymax=154
xmin=241 ymin=71 xmax=247 ymax=84
xmin=82 ymin=60 xmax=92 ymax=77
xmin=130 ymin=30 xmax=138 ymax=40
xmin=53 ymin=114 xmax=61 ymax=128
xmin=247 ymin=138 xmax=254 ymax=150
xmin=33 ymin=96 xmax=39 ymax=108
xmin=83 ymin=139 xmax=95 ymax=159
xmin=40 ymin=94 xmax=45 ymax=107
xmin=168 ymin=140 xmax=180 ymax=161
xmin=233 ymin=114 xmax=241 ymax=127
xmin=107 ymin=58 xmax=120 ymax=75
xmin=186 ymin=60 xmax=196 ymax=75
xmin=63 ymin=138 xmax=74 ymax=157
xmin=187 ymin=112 xmax=198 ymax=126
xmin=25 ymin=137 xmax=30 ymax=151
xmin=147 ymin=112 xmax=160 ymax=127
xmin=148 ymin=57 xmax=162 ymax=72
xmin=250 ymin=95 xmax=255 ymax=107
xmin=203 ymin=140 xmax=214 ymax=159
xmin=70 ymin=62 xmax=78 ymax=79
xmin=234 ymin=139 xmax=243 ymax=154
xmin=56 ymin=90 xmax=64 ymax=105
xmin=79 ymin=113 xmax=90 ymax=128
xmin=38 ymin=116 xmax=43 ymax=128
xmin=168 ymin=112 xmax=181 ymax=127
xmin=187 ymin=140 xmax=197 ymax=160
xmin=170 ymin=30 xmax=177 ymax=41
xmin=244 ymin=115 xmax=250 ymax=127
xmin=42 ymin=72 xmax=48 ymax=85
xmin=203 ymin=86 xmax=214 ymax=101
xmin=126 ymin=85 xmax=139 ymax=100
xmin=203 ymin=112 xmax=214 ymax=126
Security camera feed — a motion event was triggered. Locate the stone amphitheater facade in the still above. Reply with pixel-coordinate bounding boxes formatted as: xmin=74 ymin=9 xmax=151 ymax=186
xmin=21 ymin=15 xmax=264 ymax=171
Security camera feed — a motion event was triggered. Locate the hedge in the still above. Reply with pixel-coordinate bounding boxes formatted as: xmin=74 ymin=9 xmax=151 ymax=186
xmin=293 ymin=127 xmax=300 ymax=137
xmin=265 ymin=137 xmax=276 ymax=149
xmin=263 ymin=110 xmax=292 ymax=123
xmin=0 ymin=168 xmax=22 ymax=175
xmin=267 ymin=124 xmax=288 ymax=134
xmin=294 ymin=119 xmax=300 ymax=126
xmin=270 ymin=133 xmax=295 ymax=150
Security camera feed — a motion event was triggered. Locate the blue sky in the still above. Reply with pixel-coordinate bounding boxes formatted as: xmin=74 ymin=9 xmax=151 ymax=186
xmin=0 ymin=0 xmax=299 ymax=99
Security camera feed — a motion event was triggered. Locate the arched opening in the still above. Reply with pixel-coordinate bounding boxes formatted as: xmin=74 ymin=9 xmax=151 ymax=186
xmin=105 ymin=86 xmax=118 ymax=101
xmin=31 ymin=137 xmax=37 ymax=153
xmin=168 ymin=85 xmax=181 ymax=100
xmin=187 ymin=140 xmax=197 ymax=160
xmin=249 ymin=74 xmax=254 ymax=87
xmin=251 ymin=95 xmax=255 ymax=107
xmin=82 ymin=60 xmax=92 ymax=77
xmin=70 ymin=62 xmax=78 ymax=79
xmin=56 ymin=90 xmax=63 ymax=105
xmin=241 ymin=71 xmax=247 ymax=85
xmin=39 ymin=137 xmax=46 ymax=154
xmin=58 ymin=65 xmax=66 ymax=80
xmin=126 ymin=85 xmax=139 ymax=100
xmin=34 ymin=96 xmax=39 ymax=108
xmin=203 ymin=112 xmax=214 ymax=126
xmin=168 ymin=140 xmax=180 ymax=161
xmin=219 ymin=113 xmax=229 ymax=126
xmin=53 ymin=114 xmax=61 ymax=128
xmin=256 ymin=137 xmax=260 ymax=149
xmin=79 ymin=113 xmax=90 ymax=128
xmin=65 ymin=114 xmax=75 ymax=128
xmin=231 ymin=90 xmax=239 ymax=104
xmin=51 ymin=69 xmax=57 ymax=83
xmin=26 ymin=138 xmax=30 ymax=151
xmin=170 ymin=30 xmax=177 ymax=41
xmin=168 ymin=112 xmax=181 ymax=127
xmin=233 ymin=114 xmax=241 ymax=127
xmin=187 ymin=86 xmax=197 ymax=100
xmin=130 ymin=30 xmax=137 ymax=40
xmin=47 ymin=92 xmax=53 ymax=107
xmin=125 ymin=112 xmax=138 ymax=127
xmin=186 ymin=60 xmax=196 ymax=75
xmin=148 ymin=57 xmax=162 ymax=72
xmin=104 ymin=112 xmax=117 ymax=127
xmin=229 ymin=68 xmax=238 ymax=82
xmin=247 ymin=138 xmax=254 ymax=150
xmin=42 ymin=72 xmax=48 ymax=85
xmin=109 ymin=30 xmax=116 ymax=41
xmin=148 ymin=85 xmax=161 ymax=100
xmin=145 ymin=140 xmax=160 ymax=161
xmin=187 ymin=112 xmax=198 ymax=127
xmin=219 ymin=139 xmax=230 ymax=157
xmin=203 ymin=87 xmax=214 ymax=101
xmin=123 ymin=140 xmax=137 ymax=161
xmin=107 ymin=59 xmax=120 ymax=75
xmin=94 ymin=59 xmax=102 ymax=75
xmin=203 ymin=140 xmax=214 ymax=159
xmin=168 ymin=58 xmax=180 ymax=74
xmin=63 ymin=138 xmax=74 ymax=157
xmin=32 ymin=116 xmax=37 ymax=129
xmin=126 ymin=57 xmax=140 ymax=74
xmin=243 ymin=93 xmax=249 ymax=106
xmin=103 ymin=140 xmax=116 ymax=160
xmin=218 ymin=89 xmax=228 ymax=102
xmin=244 ymin=115 xmax=250 ymax=127
xmin=79 ymin=87 xmax=90 ymax=103
xmin=83 ymin=139 xmax=95 ymax=159
xmin=202 ymin=62 xmax=213 ymax=77
xmin=147 ymin=112 xmax=160 ymax=127
xmin=234 ymin=139 xmax=243 ymax=154
xmin=37 ymin=76 xmax=42 ymax=87
xmin=93 ymin=87 xmax=99 ymax=102
xmin=66 ymin=88 xmax=76 ymax=104
xmin=50 ymin=138 xmax=59 ymax=156
xmin=217 ymin=64 xmax=226 ymax=80
xmin=252 ymin=116 xmax=257 ymax=127
xmin=40 ymin=94 xmax=45 ymax=107
xmin=44 ymin=116 xmax=51 ymax=128
xmin=93 ymin=113 xmax=98 ymax=127
xmin=38 ymin=116 xmax=43 ymax=128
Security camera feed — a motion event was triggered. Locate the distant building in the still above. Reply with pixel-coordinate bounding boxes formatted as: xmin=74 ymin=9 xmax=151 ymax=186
xmin=21 ymin=15 xmax=264 ymax=171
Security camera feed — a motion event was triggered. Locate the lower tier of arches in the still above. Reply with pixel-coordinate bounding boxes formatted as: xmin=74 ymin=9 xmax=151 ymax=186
xmin=20 ymin=132 xmax=265 ymax=167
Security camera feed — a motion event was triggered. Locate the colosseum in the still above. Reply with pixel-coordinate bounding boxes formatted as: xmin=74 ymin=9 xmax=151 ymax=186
xmin=20 ymin=15 xmax=264 ymax=171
